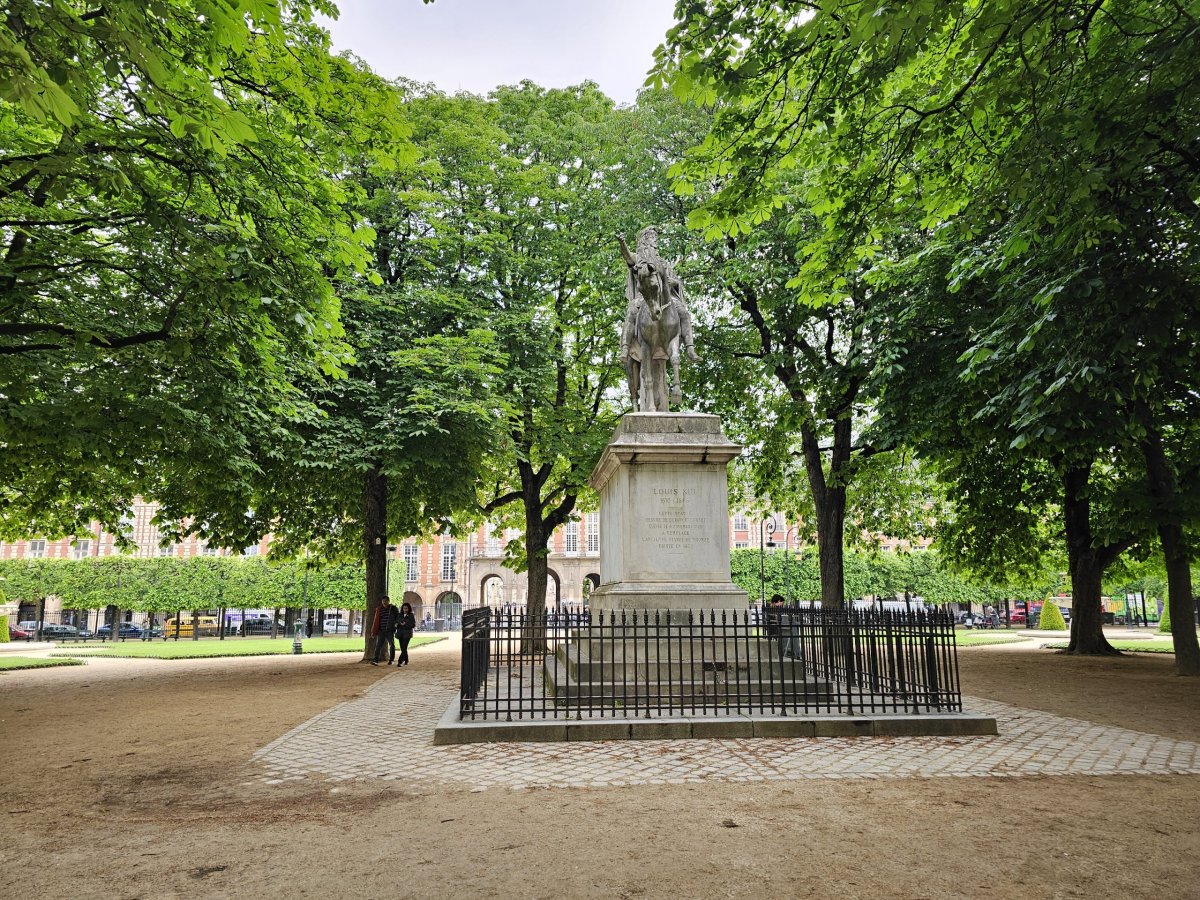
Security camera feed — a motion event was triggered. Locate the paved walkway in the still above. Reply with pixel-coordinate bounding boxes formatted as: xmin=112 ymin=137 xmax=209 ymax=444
xmin=252 ymin=636 xmax=1200 ymax=789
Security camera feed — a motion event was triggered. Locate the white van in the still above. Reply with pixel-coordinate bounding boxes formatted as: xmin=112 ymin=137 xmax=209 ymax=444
xmin=323 ymin=616 xmax=361 ymax=635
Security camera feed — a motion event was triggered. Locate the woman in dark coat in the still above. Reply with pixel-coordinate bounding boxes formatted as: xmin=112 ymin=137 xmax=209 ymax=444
xmin=396 ymin=602 xmax=417 ymax=666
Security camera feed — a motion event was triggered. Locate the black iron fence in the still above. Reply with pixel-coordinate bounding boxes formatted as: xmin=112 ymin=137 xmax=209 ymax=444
xmin=459 ymin=606 xmax=962 ymax=721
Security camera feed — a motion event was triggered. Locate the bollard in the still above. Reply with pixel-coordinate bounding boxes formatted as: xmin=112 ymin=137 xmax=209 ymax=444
xmin=293 ymin=638 xmax=303 ymax=654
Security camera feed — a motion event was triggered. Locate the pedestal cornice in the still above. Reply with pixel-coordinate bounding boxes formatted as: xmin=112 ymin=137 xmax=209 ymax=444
xmin=589 ymin=412 xmax=742 ymax=493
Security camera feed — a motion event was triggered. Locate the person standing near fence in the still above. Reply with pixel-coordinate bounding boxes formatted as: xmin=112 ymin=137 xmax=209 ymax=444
xmin=766 ymin=594 xmax=786 ymax=656
xmin=396 ymin=602 xmax=417 ymax=666
xmin=371 ymin=595 xmax=399 ymax=666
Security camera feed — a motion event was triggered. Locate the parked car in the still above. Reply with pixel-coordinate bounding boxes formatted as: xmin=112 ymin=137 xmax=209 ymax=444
xmin=18 ymin=620 xmax=40 ymax=632
xmin=323 ymin=619 xmax=362 ymax=635
xmin=97 ymin=623 xmax=145 ymax=639
xmin=1008 ymin=608 xmax=1027 ymax=625
xmin=8 ymin=625 xmax=33 ymax=640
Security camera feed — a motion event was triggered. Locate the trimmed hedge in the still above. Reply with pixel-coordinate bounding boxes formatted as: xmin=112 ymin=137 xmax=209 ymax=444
xmin=0 ymin=614 xmax=8 ymax=643
xmin=1158 ymin=602 xmax=1171 ymax=634
xmin=1038 ymin=602 xmax=1067 ymax=631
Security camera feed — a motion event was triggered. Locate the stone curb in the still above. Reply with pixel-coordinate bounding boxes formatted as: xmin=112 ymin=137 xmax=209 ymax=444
xmin=433 ymin=697 xmax=997 ymax=745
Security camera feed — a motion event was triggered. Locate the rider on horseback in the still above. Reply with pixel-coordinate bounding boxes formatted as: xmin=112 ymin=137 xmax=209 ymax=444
xmin=618 ymin=227 xmax=699 ymax=364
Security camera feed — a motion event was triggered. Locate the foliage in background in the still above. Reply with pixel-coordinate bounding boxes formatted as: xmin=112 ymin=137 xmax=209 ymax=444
xmin=729 ymin=548 xmax=1050 ymax=607
xmin=0 ymin=557 xmax=365 ymax=611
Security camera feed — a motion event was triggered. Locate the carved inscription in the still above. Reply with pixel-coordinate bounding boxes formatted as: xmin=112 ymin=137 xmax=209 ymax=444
xmin=645 ymin=486 xmax=710 ymax=553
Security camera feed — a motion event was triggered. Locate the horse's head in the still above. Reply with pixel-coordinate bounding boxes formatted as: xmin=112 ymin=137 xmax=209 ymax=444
xmin=634 ymin=260 xmax=667 ymax=320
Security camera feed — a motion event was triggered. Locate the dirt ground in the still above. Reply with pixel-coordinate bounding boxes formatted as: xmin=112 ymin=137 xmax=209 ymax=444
xmin=2 ymin=638 xmax=1198 ymax=900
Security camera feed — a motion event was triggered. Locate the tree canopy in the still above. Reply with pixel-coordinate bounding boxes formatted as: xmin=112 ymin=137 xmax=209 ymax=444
xmin=654 ymin=1 xmax=1200 ymax=670
xmin=1 ymin=1 xmax=413 ymax=541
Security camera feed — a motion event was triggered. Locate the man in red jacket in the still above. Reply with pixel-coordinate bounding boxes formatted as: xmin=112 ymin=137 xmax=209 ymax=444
xmin=370 ymin=595 xmax=399 ymax=666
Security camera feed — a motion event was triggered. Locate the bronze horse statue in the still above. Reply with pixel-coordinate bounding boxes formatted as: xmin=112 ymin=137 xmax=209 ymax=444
xmin=620 ymin=239 xmax=683 ymax=412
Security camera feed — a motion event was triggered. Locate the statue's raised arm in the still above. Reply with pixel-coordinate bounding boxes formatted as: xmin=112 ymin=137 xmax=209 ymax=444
xmin=617 ymin=234 xmax=636 ymax=270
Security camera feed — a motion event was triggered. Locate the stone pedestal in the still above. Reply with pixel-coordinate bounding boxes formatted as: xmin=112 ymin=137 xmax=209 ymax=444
xmin=587 ymin=412 xmax=747 ymax=617
xmin=543 ymin=413 xmax=815 ymax=707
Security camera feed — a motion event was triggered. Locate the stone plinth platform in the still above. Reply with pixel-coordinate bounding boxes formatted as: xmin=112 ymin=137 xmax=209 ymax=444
xmin=433 ymin=699 xmax=999 ymax=745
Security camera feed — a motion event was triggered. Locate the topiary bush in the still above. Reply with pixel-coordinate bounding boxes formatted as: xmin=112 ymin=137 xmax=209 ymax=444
xmin=0 ymin=614 xmax=8 ymax=643
xmin=1158 ymin=602 xmax=1171 ymax=634
xmin=1038 ymin=602 xmax=1067 ymax=631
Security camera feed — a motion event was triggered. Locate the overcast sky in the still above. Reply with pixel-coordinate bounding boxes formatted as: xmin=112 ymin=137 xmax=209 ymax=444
xmin=317 ymin=0 xmax=679 ymax=104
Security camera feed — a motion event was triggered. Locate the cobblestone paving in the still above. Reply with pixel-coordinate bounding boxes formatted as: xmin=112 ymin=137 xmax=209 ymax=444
xmin=252 ymin=640 xmax=1200 ymax=789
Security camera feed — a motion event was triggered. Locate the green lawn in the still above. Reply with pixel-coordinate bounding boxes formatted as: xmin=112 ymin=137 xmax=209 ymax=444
xmin=50 ymin=635 xmax=446 ymax=660
xmin=956 ymin=634 xmax=1033 ymax=647
xmin=0 ymin=656 xmax=84 ymax=671
xmin=1043 ymin=639 xmax=1176 ymax=654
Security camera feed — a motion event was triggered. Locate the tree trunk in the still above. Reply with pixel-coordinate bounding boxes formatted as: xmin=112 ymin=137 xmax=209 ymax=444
xmin=1061 ymin=466 xmax=1120 ymax=655
xmin=362 ymin=465 xmax=388 ymax=662
xmin=801 ymin=418 xmax=850 ymax=609
xmin=816 ymin=488 xmax=847 ymax=607
xmin=522 ymin=506 xmax=549 ymax=654
xmin=1140 ymin=428 xmax=1200 ymax=676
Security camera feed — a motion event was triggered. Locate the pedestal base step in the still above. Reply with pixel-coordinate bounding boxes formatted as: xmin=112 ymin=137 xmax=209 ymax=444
xmin=434 ymin=697 xmax=999 ymax=745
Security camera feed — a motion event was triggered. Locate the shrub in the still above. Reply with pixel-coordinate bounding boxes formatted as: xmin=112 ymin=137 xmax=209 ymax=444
xmin=0 ymin=614 xmax=8 ymax=643
xmin=1158 ymin=602 xmax=1171 ymax=634
xmin=1039 ymin=602 xmax=1067 ymax=631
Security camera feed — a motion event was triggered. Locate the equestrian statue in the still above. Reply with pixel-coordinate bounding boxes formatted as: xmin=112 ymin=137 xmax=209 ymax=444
xmin=618 ymin=227 xmax=699 ymax=412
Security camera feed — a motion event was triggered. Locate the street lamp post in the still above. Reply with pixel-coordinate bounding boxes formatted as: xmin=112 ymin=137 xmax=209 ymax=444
xmin=466 ymin=541 xmax=474 ymax=610
xmin=759 ymin=517 xmax=777 ymax=604
xmin=301 ymin=548 xmax=311 ymax=637
xmin=450 ymin=541 xmax=459 ymax=627
xmin=782 ymin=526 xmax=797 ymax=604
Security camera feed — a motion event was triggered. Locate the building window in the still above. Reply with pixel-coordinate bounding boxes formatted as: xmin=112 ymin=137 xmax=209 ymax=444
xmin=72 ymin=540 xmax=90 ymax=560
xmin=441 ymin=542 xmax=457 ymax=582
xmin=404 ymin=544 xmax=419 ymax=582
xmin=202 ymin=545 xmax=219 ymax=556
xmin=27 ymin=539 xmax=46 ymax=558
xmin=733 ymin=513 xmax=748 ymax=531
xmin=564 ymin=524 xmax=578 ymax=554
xmin=585 ymin=513 xmax=599 ymax=553
xmin=485 ymin=523 xmax=501 ymax=555
xmin=734 ymin=541 xmax=749 ymax=549
xmin=243 ymin=545 xmax=259 ymax=557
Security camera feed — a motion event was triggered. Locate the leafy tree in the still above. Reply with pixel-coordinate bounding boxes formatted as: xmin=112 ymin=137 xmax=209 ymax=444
xmin=1 ymin=1 xmax=413 ymax=542
xmin=655 ymin=3 xmax=1200 ymax=671
xmin=622 ymin=92 xmax=937 ymax=610
xmin=470 ymin=83 xmax=640 ymax=632
xmin=141 ymin=86 xmax=506 ymax=658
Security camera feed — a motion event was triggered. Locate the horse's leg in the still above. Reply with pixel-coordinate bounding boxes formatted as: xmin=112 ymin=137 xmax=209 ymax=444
xmin=669 ymin=341 xmax=682 ymax=405
xmin=637 ymin=341 xmax=652 ymax=411
xmin=625 ymin=356 xmax=639 ymax=411
xmin=654 ymin=358 xmax=669 ymax=412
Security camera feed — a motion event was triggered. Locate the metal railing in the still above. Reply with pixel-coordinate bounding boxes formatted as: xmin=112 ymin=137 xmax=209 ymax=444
xmin=459 ymin=606 xmax=962 ymax=721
